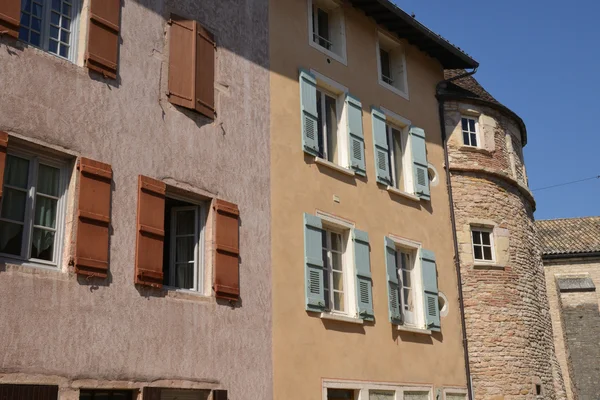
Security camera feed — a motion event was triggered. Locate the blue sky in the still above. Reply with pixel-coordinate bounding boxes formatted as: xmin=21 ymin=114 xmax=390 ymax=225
xmin=394 ymin=0 xmax=599 ymax=219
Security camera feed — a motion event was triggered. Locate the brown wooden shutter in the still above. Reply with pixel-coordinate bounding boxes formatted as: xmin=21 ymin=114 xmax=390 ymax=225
xmin=134 ymin=175 xmax=166 ymax=288
xmin=0 ymin=131 xmax=7 ymax=203
xmin=213 ymin=199 xmax=240 ymax=301
xmin=167 ymin=15 xmax=215 ymax=119
xmin=142 ymin=387 xmax=161 ymax=400
xmin=85 ymin=0 xmax=120 ymax=79
xmin=0 ymin=0 xmax=20 ymax=39
xmin=0 ymin=384 xmax=59 ymax=400
xmin=74 ymin=157 xmax=112 ymax=278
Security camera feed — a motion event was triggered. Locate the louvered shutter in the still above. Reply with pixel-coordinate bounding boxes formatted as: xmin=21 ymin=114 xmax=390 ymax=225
xmin=213 ymin=199 xmax=240 ymax=301
xmin=0 ymin=131 xmax=7 ymax=203
xmin=354 ymin=229 xmax=374 ymax=320
xmin=421 ymin=248 xmax=440 ymax=332
xmin=0 ymin=0 xmax=20 ymax=39
xmin=142 ymin=387 xmax=162 ymax=400
xmin=385 ymin=237 xmax=402 ymax=324
xmin=299 ymin=69 xmax=319 ymax=156
xmin=85 ymin=0 xmax=121 ymax=79
xmin=304 ymin=213 xmax=325 ymax=311
xmin=74 ymin=158 xmax=112 ymax=278
xmin=0 ymin=384 xmax=59 ymax=399
xmin=168 ymin=15 xmax=215 ymax=119
xmin=134 ymin=176 xmax=166 ymax=288
xmin=371 ymin=107 xmax=391 ymax=185
xmin=346 ymin=94 xmax=366 ymax=176
xmin=410 ymin=126 xmax=430 ymax=200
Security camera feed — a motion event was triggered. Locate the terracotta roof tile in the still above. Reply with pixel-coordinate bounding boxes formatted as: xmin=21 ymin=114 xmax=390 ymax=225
xmin=536 ymin=217 xmax=600 ymax=255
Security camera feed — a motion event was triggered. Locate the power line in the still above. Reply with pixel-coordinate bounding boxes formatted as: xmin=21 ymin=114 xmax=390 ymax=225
xmin=531 ymin=175 xmax=600 ymax=192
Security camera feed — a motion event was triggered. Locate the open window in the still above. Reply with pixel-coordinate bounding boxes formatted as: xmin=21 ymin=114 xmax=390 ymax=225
xmin=308 ymin=0 xmax=347 ymax=64
xmin=377 ymin=31 xmax=408 ymax=98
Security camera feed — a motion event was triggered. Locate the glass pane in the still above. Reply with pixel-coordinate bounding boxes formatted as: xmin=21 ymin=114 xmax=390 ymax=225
xmin=34 ymin=196 xmax=57 ymax=228
xmin=50 ymin=25 xmax=59 ymax=39
xmin=51 ymin=11 xmax=60 ymax=25
xmin=325 ymin=94 xmax=338 ymax=163
xmin=0 ymin=188 xmax=27 ymax=222
xmin=79 ymin=393 xmax=92 ymax=400
xmin=60 ymin=30 xmax=69 ymax=43
xmin=59 ymin=44 xmax=69 ymax=58
xmin=461 ymin=118 xmax=468 ymax=131
xmin=333 ymin=291 xmax=344 ymax=311
xmin=20 ymin=13 xmax=30 ymax=27
xmin=37 ymin=164 xmax=60 ymax=196
xmin=472 ymin=231 xmax=481 ymax=244
xmin=317 ymin=8 xmax=329 ymax=44
xmin=392 ymin=128 xmax=403 ymax=188
xmin=49 ymin=39 xmax=59 ymax=54
xmin=5 ymin=155 xmax=30 ymax=188
xmin=32 ymin=3 xmax=42 ymax=17
xmin=175 ymin=263 xmax=194 ymax=289
xmin=0 ymin=221 xmax=23 ymax=256
xmin=331 ymin=232 xmax=342 ymax=252
xmin=473 ymin=246 xmax=483 ymax=260
xmin=176 ymin=210 xmax=195 ymax=235
xmin=61 ymin=17 xmax=70 ymax=30
xmin=470 ymin=133 xmax=477 ymax=146
xmin=469 ymin=118 xmax=476 ymax=131
xmin=52 ymin=0 xmax=61 ymax=11
xmin=175 ymin=236 xmax=194 ymax=263
xmin=30 ymin=31 xmax=41 ymax=46
xmin=481 ymin=232 xmax=491 ymax=245
xmin=23 ymin=0 xmax=32 ymax=13
xmin=402 ymin=269 xmax=411 ymax=287
xmin=19 ymin=27 xmax=29 ymax=41
xmin=62 ymin=3 xmax=71 ymax=17
xmin=404 ymin=392 xmax=429 ymax=400
xmin=323 ymin=270 xmax=330 ymax=309
xmin=403 ymin=288 xmax=413 ymax=311
xmin=463 ymin=131 xmax=470 ymax=145
xmin=332 ymin=270 xmax=343 ymax=291
xmin=322 ymin=249 xmax=328 ymax=266
xmin=31 ymin=16 xmax=41 ymax=31
xmin=369 ymin=390 xmax=394 ymax=400
xmin=316 ymin=91 xmax=324 ymax=158
xmin=380 ymin=49 xmax=391 ymax=79
xmin=331 ymin=252 xmax=342 ymax=272
xmin=483 ymin=246 xmax=493 ymax=260
xmin=328 ymin=389 xmax=354 ymax=400
xmin=30 ymin=228 xmax=55 ymax=261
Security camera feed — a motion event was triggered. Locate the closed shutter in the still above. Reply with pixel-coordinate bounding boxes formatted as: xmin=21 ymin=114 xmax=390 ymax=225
xmin=0 ymin=384 xmax=58 ymax=400
xmin=420 ymin=248 xmax=440 ymax=332
xmin=0 ymin=131 xmax=7 ymax=203
xmin=134 ymin=175 xmax=166 ymax=288
xmin=74 ymin=157 xmax=112 ymax=278
xmin=213 ymin=199 xmax=240 ymax=301
xmin=304 ymin=213 xmax=325 ymax=311
xmin=371 ymin=107 xmax=391 ymax=185
xmin=0 ymin=0 xmax=20 ymax=39
xmin=85 ymin=0 xmax=121 ymax=79
xmin=346 ymin=94 xmax=366 ymax=176
xmin=299 ymin=69 xmax=319 ymax=156
xmin=168 ymin=15 xmax=215 ymax=119
xmin=353 ymin=229 xmax=374 ymax=320
xmin=410 ymin=126 xmax=430 ymax=200
xmin=385 ymin=237 xmax=402 ymax=324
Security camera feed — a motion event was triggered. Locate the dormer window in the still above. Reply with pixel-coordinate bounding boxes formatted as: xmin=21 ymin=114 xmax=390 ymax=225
xmin=308 ymin=0 xmax=347 ymax=64
xmin=377 ymin=31 xmax=408 ymax=99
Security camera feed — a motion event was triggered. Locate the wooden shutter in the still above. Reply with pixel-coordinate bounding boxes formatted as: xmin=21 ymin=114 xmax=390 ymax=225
xmin=371 ymin=107 xmax=391 ymax=185
xmin=421 ymin=248 xmax=440 ymax=332
xmin=74 ymin=157 xmax=112 ymax=278
xmin=213 ymin=199 xmax=240 ymax=300
xmin=0 ymin=384 xmax=58 ymax=400
xmin=0 ymin=0 xmax=20 ymax=39
xmin=304 ymin=213 xmax=325 ymax=311
xmin=168 ymin=14 xmax=215 ymax=119
xmin=353 ymin=229 xmax=374 ymax=320
xmin=0 ymin=131 xmax=8 ymax=203
xmin=134 ymin=175 xmax=166 ymax=288
xmin=410 ymin=126 xmax=430 ymax=200
xmin=299 ymin=69 xmax=319 ymax=156
xmin=142 ymin=387 xmax=161 ymax=400
xmin=213 ymin=390 xmax=228 ymax=400
xmin=385 ymin=237 xmax=402 ymax=324
xmin=85 ymin=0 xmax=121 ymax=79
xmin=346 ymin=94 xmax=366 ymax=176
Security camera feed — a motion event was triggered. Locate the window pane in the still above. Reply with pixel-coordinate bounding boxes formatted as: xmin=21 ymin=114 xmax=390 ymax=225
xmin=470 ymin=133 xmax=477 ymax=147
xmin=34 ymin=196 xmax=58 ymax=228
xmin=327 ymin=389 xmax=354 ymax=400
xmin=403 ymin=288 xmax=413 ymax=311
xmin=61 ymin=17 xmax=71 ymax=30
xmin=404 ymin=392 xmax=429 ymax=400
xmin=392 ymin=128 xmax=403 ymax=188
xmin=473 ymin=245 xmax=483 ymax=260
xmin=19 ymin=27 xmax=29 ymax=41
xmin=333 ymin=291 xmax=344 ymax=311
xmin=402 ymin=269 xmax=411 ymax=287
xmin=472 ymin=231 xmax=481 ymax=244
xmin=332 ymin=270 xmax=343 ymax=291
xmin=317 ymin=8 xmax=329 ymax=45
xmin=30 ymin=228 xmax=55 ymax=261
xmin=23 ymin=0 xmax=33 ymax=13
xmin=323 ymin=270 xmax=330 ymax=309
xmin=49 ymin=39 xmax=59 ymax=54
xmin=0 ymin=221 xmax=24 ymax=256
xmin=51 ymin=11 xmax=60 ymax=25
xmin=369 ymin=390 xmax=394 ymax=400
xmin=316 ymin=91 xmax=325 ymax=158
xmin=175 ymin=263 xmax=194 ymax=289
xmin=331 ymin=252 xmax=342 ymax=272
xmin=5 ymin=155 xmax=30 ymax=188
xmin=31 ymin=16 xmax=41 ymax=31
xmin=62 ymin=3 xmax=71 ymax=17
xmin=330 ymin=231 xmax=342 ymax=252
xmin=32 ymin=2 xmax=43 ymax=17
xmin=469 ymin=118 xmax=476 ymax=131
xmin=461 ymin=118 xmax=468 ymax=131
xmin=175 ymin=236 xmax=195 ymax=263
xmin=463 ymin=131 xmax=470 ymax=145
xmin=483 ymin=246 xmax=493 ymax=260
xmin=20 ymin=13 xmax=30 ymax=27
xmin=59 ymin=44 xmax=69 ymax=58
xmin=50 ymin=25 xmax=59 ymax=39
xmin=60 ymin=30 xmax=70 ymax=43
xmin=481 ymin=232 xmax=491 ymax=245
xmin=37 ymin=164 xmax=61 ymax=197
xmin=1 ymin=188 xmax=28 ymax=222
xmin=52 ymin=0 xmax=61 ymax=11
xmin=30 ymin=31 xmax=41 ymax=46
xmin=325 ymin=95 xmax=338 ymax=163
xmin=176 ymin=210 xmax=195 ymax=235
xmin=380 ymin=49 xmax=391 ymax=80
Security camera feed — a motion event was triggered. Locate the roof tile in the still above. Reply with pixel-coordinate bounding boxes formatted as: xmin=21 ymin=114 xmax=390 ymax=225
xmin=536 ymin=217 xmax=600 ymax=255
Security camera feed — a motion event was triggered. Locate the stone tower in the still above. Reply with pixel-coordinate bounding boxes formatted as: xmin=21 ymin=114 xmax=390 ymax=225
xmin=438 ymin=71 xmax=566 ymax=399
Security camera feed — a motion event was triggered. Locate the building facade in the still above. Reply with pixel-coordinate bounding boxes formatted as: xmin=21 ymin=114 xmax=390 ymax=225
xmin=0 ymin=0 xmax=271 ymax=399
xmin=538 ymin=217 xmax=600 ymax=400
xmin=270 ymin=1 xmax=478 ymax=399
xmin=438 ymin=71 xmax=566 ymax=399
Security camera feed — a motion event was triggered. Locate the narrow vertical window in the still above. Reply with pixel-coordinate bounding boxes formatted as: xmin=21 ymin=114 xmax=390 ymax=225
xmin=377 ymin=32 xmax=408 ymax=96
xmin=461 ymin=116 xmax=478 ymax=147
xmin=471 ymin=228 xmax=494 ymax=262
xmin=308 ymin=0 xmax=346 ymax=63
xmin=379 ymin=48 xmax=392 ymax=85
xmin=316 ymin=88 xmax=339 ymax=163
xmin=387 ymin=124 xmax=405 ymax=190
xmin=322 ymin=228 xmax=346 ymax=313
xmin=397 ymin=250 xmax=416 ymax=326
xmin=313 ymin=6 xmax=331 ymax=49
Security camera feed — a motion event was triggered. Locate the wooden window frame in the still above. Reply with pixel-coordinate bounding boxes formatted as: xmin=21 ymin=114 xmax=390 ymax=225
xmin=471 ymin=226 xmax=495 ymax=263
xmin=461 ymin=116 xmax=479 ymax=147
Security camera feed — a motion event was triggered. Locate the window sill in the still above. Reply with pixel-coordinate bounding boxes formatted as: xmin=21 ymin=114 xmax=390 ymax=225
xmin=378 ymin=79 xmax=409 ymax=100
xmin=315 ymin=157 xmax=355 ymax=177
xmin=473 ymin=262 xmax=504 ymax=270
xmin=320 ymin=312 xmax=364 ymax=325
xmin=164 ymin=287 xmax=212 ymax=302
xmin=459 ymin=145 xmax=492 ymax=155
xmin=396 ymin=325 xmax=432 ymax=335
xmin=386 ymin=186 xmax=420 ymax=202
xmin=308 ymin=41 xmax=347 ymax=65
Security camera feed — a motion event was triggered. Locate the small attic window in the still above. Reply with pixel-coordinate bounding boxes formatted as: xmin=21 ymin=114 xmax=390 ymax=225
xmin=308 ymin=0 xmax=347 ymax=64
xmin=377 ymin=31 xmax=408 ymax=98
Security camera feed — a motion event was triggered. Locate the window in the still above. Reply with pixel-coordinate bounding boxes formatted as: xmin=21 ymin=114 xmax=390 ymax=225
xmin=370 ymin=390 xmax=394 ymax=400
xmin=386 ymin=122 xmax=409 ymax=191
xmin=471 ymin=227 xmax=494 ymax=262
xmin=395 ymin=246 xmax=424 ymax=327
xmin=143 ymin=388 xmax=211 ymax=400
xmin=19 ymin=0 xmax=80 ymax=61
xmin=323 ymin=381 xmax=432 ymax=400
xmin=461 ymin=117 xmax=478 ymax=147
xmin=377 ymin=31 xmax=408 ymax=98
xmin=0 ymin=384 xmax=59 ymax=399
xmin=328 ymin=389 xmax=355 ymax=400
xmin=316 ymin=87 xmax=340 ymax=163
xmin=308 ymin=0 xmax=347 ymax=64
xmin=163 ymin=197 xmax=206 ymax=291
xmin=444 ymin=391 xmax=467 ymax=400
xmin=404 ymin=392 xmax=430 ymax=400
xmin=0 ymin=151 xmax=67 ymax=266
xmin=80 ymin=390 xmax=135 ymax=400
xmin=321 ymin=227 xmax=348 ymax=313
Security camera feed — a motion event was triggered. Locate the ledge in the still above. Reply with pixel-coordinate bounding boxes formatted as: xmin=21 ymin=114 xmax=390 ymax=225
xmin=458 ymin=145 xmax=492 ymax=155
xmin=315 ymin=157 xmax=356 ymax=177
xmin=320 ymin=312 xmax=364 ymax=325
xmin=164 ymin=287 xmax=213 ymax=303
xmin=386 ymin=186 xmax=420 ymax=202
xmin=396 ymin=325 xmax=432 ymax=335
xmin=472 ymin=262 xmax=505 ymax=270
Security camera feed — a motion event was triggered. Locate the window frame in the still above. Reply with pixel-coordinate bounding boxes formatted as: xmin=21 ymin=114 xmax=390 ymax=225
xmin=442 ymin=388 xmax=468 ymax=400
xmin=380 ymin=107 xmax=414 ymax=194
xmin=470 ymin=226 xmax=495 ymax=264
xmin=390 ymin=236 xmax=425 ymax=329
xmin=307 ymin=0 xmax=347 ymax=65
xmin=0 ymin=147 xmax=69 ymax=269
xmin=323 ymin=379 xmax=433 ymax=400
xmin=376 ymin=30 xmax=409 ymax=100
xmin=79 ymin=389 xmax=136 ymax=400
xmin=461 ymin=116 xmax=479 ymax=148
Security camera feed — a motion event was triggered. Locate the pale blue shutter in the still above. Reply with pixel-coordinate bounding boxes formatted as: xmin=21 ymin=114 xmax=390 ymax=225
xmin=385 ymin=237 xmax=402 ymax=324
xmin=299 ymin=69 xmax=319 ymax=156
xmin=371 ymin=107 xmax=391 ymax=185
xmin=420 ymin=248 xmax=440 ymax=331
xmin=353 ymin=229 xmax=374 ymax=320
xmin=346 ymin=94 xmax=366 ymax=176
xmin=410 ymin=126 xmax=430 ymax=200
xmin=304 ymin=213 xmax=325 ymax=311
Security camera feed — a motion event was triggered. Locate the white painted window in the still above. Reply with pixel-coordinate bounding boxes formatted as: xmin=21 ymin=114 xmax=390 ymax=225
xmin=381 ymin=107 xmax=414 ymax=194
xmin=392 ymin=240 xmax=424 ymax=328
xmin=471 ymin=227 xmax=495 ymax=262
xmin=377 ymin=31 xmax=408 ymax=99
xmin=163 ymin=197 xmax=206 ymax=292
xmin=323 ymin=380 xmax=433 ymax=400
xmin=308 ymin=0 xmax=347 ymax=64
xmin=443 ymin=391 xmax=467 ymax=400
xmin=18 ymin=0 xmax=80 ymax=62
xmin=461 ymin=116 xmax=478 ymax=147
xmin=0 ymin=150 xmax=68 ymax=267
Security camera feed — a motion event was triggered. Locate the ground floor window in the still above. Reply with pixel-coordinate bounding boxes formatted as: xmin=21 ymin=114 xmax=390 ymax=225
xmin=324 ymin=381 xmax=435 ymax=400
xmin=0 ymin=384 xmax=58 ymax=399
xmin=80 ymin=389 xmax=135 ymax=400
xmin=328 ymin=388 xmax=356 ymax=399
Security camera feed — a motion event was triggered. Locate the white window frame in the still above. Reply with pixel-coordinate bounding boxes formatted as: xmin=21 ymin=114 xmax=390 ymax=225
xmin=461 ymin=116 xmax=479 ymax=148
xmin=380 ymin=107 xmax=414 ymax=194
xmin=307 ymin=0 xmax=348 ymax=65
xmin=0 ymin=148 xmax=69 ymax=269
xmin=323 ymin=379 xmax=433 ymax=400
xmin=442 ymin=388 xmax=468 ymax=400
xmin=18 ymin=0 xmax=81 ymax=63
xmin=376 ymin=30 xmax=409 ymax=100
xmin=163 ymin=195 xmax=206 ymax=294
xmin=470 ymin=226 xmax=495 ymax=264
